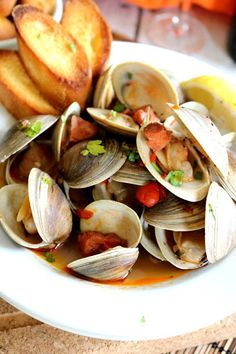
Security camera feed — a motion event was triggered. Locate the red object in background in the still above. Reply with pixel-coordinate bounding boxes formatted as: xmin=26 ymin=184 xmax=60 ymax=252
xmin=136 ymin=181 xmax=167 ymax=207
xmin=124 ymin=0 xmax=236 ymax=16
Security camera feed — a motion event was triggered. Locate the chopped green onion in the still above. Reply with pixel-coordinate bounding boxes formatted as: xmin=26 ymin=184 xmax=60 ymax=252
xmin=151 ymin=162 xmax=163 ymax=175
xmin=165 ymin=170 xmax=184 ymax=187
xmin=113 ymin=102 xmax=126 ymax=112
xmin=44 ymin=252 xmax=55 ymax=263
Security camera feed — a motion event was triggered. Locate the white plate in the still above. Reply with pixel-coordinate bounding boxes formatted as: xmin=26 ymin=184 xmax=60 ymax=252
xmin=0 ymin=41 xmax=236 ymax=341
xmin=0 ymin=0 xmax=64 ymax=50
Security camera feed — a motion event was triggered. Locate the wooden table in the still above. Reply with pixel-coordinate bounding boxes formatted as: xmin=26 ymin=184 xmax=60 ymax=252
xmin=1 ymin=1 xmax=236 ymax=353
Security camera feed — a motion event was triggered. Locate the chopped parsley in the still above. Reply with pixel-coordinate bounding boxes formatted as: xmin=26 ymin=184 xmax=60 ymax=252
xmin=194 ymin=171 xmax=203 ymax=180
xmin=122 ymin=144 xmax=140 ymax=162
xmin=140 ymin=315 xmax=146 ymax=323
xmin=111 ymin=110 xmax=117 ymax=118
xmin=81 ymin=140 xmax=106 ymax=157
xmin=68 ymin=42 xmax=77 ymax=53
xmin=165 ymin=170 xmax=184 ymax=187
xmin=151 ymin=162 xmax=163 ymax=175
xmin=41 ymin=176 xmax=52 ymax=185
xmin=113 ymin=102 xmax=126 ymax=113
xmin=61 ymin=114 xmax=67 ymax=123
xmin=208 ymin=203 xmax=216 ymax=219
xmin=18 ymin=120 xmax=42 ymax=138
xmin=127 ymin=72 xmax=133 ymax=80
xmin=44 ymin=252 xmax=55 ymax=263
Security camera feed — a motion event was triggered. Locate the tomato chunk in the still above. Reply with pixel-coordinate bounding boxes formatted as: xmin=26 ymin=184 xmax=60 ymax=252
xmin=132 ymin=105 xmax=159 ymax=126
xmin=78 ymin=231 xmax=127 ymax=257
xmin=76 ymin=209 xmax=94 ymax=219
xmin=70 ymin=115 xmax=98 ymax=142
xmin=144 ymin=123 xmax=171 ymax=153
xmin=136 ymin=181 xmax=167 ymax=207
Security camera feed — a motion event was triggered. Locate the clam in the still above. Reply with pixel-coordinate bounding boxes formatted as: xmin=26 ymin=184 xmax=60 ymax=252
xmin=141 ymin=215 xmax=165 ymax=261
xmin=59 ymin=139 xmax=127 ymax=189
xmin=52 ymin=102 xmax=81 ymax=161
xmin=0 ymin=168 xmax=72 ymax=250
xmin=0 ymin=114 xmax=59 ymax=163
xmin=153 ymin=181 xmax=236 ymax=269
xmin=137 ymin=124 xmax=210 ymax=202
xmin=210 ymin=133 xmax=236 ymax=201
xmin=67 ymin=200 xmax=142 ymax=281
xmin=111 ymin=62 xmax=178 ymax=118
xmin=93 ymin=65 xmax=115 ymax=109
xmin=143 ymin=193 xmax=205 ymax=231
xmin=87 ymin=108 xmax=139 ymax=137
xmin=111 ymin=159 xmax=154 ymax=186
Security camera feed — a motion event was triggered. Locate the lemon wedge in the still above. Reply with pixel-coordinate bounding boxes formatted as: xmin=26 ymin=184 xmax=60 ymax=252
xmin=181 ymin=76 xmax=236 ymax=133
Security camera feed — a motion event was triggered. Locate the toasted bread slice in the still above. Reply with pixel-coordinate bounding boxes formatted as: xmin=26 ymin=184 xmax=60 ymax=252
xmin=0 ymin=50 xmax=59 ymax=119
xmin=19 ymin=0 xmax=56 ymax=15
xmin=0 ymin=0 xmax=17 ymax=17
xmin=0 ymin=17 xmax=16 ymax=40
xmin=61 ymin=0 xmax=112 ymax=77
xmin=12 ymin=5 xmax=92 ymax=110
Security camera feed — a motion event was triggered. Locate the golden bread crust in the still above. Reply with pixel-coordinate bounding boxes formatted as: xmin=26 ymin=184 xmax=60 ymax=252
xmin=19 ymin=0 xmax=56 ymax=15
xmin=0 ymin=17 xmax=16 ymax=40
xmin=0 ymin=0 xmax=17 ymax=17
xmin=13 ymin=5 xmax=92 ymax=110
xmin=0 ymin=50 xmax=59 ymax=119
xmin=62 ymin=0 xmax=112 ymax=77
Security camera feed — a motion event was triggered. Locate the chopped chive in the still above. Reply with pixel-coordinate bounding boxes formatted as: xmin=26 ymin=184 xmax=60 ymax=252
xmin=151 ymin=162 xmax=163 ymax=175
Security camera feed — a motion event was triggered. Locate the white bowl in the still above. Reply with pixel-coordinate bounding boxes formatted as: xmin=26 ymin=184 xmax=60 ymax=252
xmin=0 ymin=0 xmax=63 ymax=50
xmin=0 ymin=41 xmax=236 ymax=340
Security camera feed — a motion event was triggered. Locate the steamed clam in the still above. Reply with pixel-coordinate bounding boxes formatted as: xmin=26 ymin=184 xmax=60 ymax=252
xmin=0 ymin=168 xmax=72 ymax=249
xmin=67 ymin=200 xmax=142 ymax=281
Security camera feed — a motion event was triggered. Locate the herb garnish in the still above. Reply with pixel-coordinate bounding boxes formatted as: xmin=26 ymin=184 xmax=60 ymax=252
xmin=165 ymin=170 xmax=184 ymax=187
xmin=208 ymin=203 xmax=216 ymax=219
xmin=122 ymin=144 xmax=140 ymax=162
xmin=18 ymin=120 xmax=42 ymax=138
xmin=127 ymin=72 xmax=133 ymax=80
xmin=61 ymin=114 xmax=67 ymax=123
xmin=111 ymin=110 xmax=117 ymax=118
xmin=140 ymin=315 xmax=146 ymax=323
xmin=44 ymin=252 xmax=55 ymax=263
xmin=81 ymin=140 xmax=106 ymax=157
xmin=68 ymin=42 xmax=77 ymax=53
xmin=113 ymin=102 xmax=126 ymax=113
xmin=151 ymin=162 xmax=163 ymax=175
xmin=194 ymin=171 xmax=203 ymax=180
xmin=41 ymin=176 xmax=52 ymax=185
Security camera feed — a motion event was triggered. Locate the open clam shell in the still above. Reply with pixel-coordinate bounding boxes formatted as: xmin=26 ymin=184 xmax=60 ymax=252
xmin=59 ymin=139 xmax=127 ymax=189
xmin=210 ymin=133 xmax=236 ymax=201
xmin=111 ymin=160 xmax=154 ymax=186
xmin=112 ymin=62 xmax=178 ymax=118
xmin=143 ymin=193 xmax=205 ymax=231
xmin=52 ymin=102 xmax=81 ymax=161
xmin=137 ymin=126 xmax=210 ymax=202
xmin=205 ymin=182 xmax=236 ymax=263
xmin=93 ymin=66 xmax=115 ymax=109
xmin=155 ymin=228 xmax=206 ymax=270
xmin=169 ymin=104 xmax=229 ymax=177
xmin=87 ymin=108 xmax=139 ymax=137
xmin=141 ymin=215 xmax=165 ymax=261
xmin=0 ymin=114 xmax=59 ymax=163
xmin=0 ymin=168 xmax=72 ymax=249
xmin=67 ymin=200 xmax=142 ymax=280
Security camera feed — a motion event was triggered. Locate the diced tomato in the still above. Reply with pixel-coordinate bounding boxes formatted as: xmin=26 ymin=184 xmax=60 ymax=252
xmin=144 ymin=123 xmax=171 ymax=153
xmin=132 ymin=105 xmax=159 ymax=126
xmin=78 ymin=231 xmax=128 ymax=257
xmin=69 ymin=115 xmax=98 ymax=142
xmin=76 ymin=209 xmax=94 ymax=219
xmin=136 ymin=181 xmax=166 ymax=208
xmin=150 ymin=152 xmax=157 ymax=163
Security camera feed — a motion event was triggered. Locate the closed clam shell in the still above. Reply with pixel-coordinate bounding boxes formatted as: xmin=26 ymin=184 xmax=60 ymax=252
xmin=52 ymin=102 xmax=81 ymax=161
xmin=93 ymin=65 xmax=115 ymax=109
xmin=143 ymin=193 xmax=205 ymax=231
xmin=155 ymin=228 xmax=206 ymax=270
xmin=136 ymin=126 xmax=210 ymax=202
xmin=141 ymin=216 xmax=165 ymax=260
xmin=28 ymin=168 xmax=72 ymax=247
xmin=0 ymin=183 xmax=48 ymax=249
xmin=112 ymin=62 xmax=178 ymax=118
xmin=169 ymin=104 xmax=229 ymax=177
xmin=205 ymin=182 xmax=236 ymax=263
xmin=67 ymin=200 xmax=142 ymax=281
xmin=60 ymin=139 xmax=127 ymax=189
xmin=87 ymin=108 xmax=139 ymax=137
xmin=0 ymin=114 xmax=59 ymax=163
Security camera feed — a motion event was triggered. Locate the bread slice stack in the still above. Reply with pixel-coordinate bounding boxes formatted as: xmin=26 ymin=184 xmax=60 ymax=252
xmin=12 ymin=4 xmax=92 ymax=111
xmin=0 ymin=50 xmax=59 ymax=119
xmin=61 ymin=0 xmax=112 ymax=77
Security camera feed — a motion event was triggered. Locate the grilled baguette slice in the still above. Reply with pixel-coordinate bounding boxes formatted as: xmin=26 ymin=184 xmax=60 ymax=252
xmin=13 ymin=5 xmax=92 ymax=111
xmin=18 ymin=0 xmax=56 ymax=15
xmin=0 ymin=0 xmax=17 ymax=17
xmin=0 ymin=50 xmax=59 ymax=119
xmin=61 ymin=0 xmax=112 ymax=77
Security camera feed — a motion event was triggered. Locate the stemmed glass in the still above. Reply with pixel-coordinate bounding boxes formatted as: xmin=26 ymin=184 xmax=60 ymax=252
xmin=147 ymin=0 xmax=208 ymax=54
